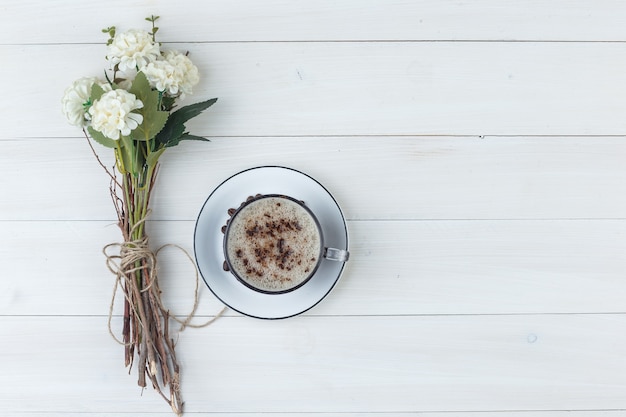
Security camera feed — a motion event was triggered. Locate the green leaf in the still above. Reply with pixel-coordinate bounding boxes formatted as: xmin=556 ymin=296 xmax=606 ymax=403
xmin=165 ymin=133 xmax=210 ymax=148
xmin=172 ymin=98 xmax=218 ymax=125
xmin=87 ymin=126 xmax=118 ymax=148
xmin=146 ymin=147 xmax=166 ymax=166
xmin=129 ymin=72 xmax=168 ymax=141
xmin=155 ymin=97 xmax=217 ymax=148
xmin=90 ymin=83 xmax=106 ymax=102
xmin=119 ymin=135 xmax=137 ymax=176
xmin=160 ymin=96 xmax=176 ymax=112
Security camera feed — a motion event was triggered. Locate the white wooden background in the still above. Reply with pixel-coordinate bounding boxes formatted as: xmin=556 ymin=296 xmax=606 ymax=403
xmin=1 ymin=0 xmax=626 ymax=416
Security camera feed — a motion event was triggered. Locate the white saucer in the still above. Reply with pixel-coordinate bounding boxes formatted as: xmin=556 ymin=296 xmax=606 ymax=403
xmin=194 ymin=166 xmax=349 ymax=319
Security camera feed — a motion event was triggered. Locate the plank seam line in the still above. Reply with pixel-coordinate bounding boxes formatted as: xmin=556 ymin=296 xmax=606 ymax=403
xmin=1 ymin=218 xmax=626 ymax=223
xmin=8 ymin=134 xmax=626 ymax=140
xmin=8 ymin=408 xmax=626 ymax=414
xmin=4 ymin=312 xmax=626 ymax=318
xmin=6 ymin=39 xmax=626 ymax=46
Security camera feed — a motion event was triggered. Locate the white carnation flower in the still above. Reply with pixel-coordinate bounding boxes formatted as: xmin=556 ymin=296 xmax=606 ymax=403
xmin=142 ymin=59 xmax=179 ymax=95
xmin=107 ymin=29 xmax=160 ymax=72
xmin=142 ymin=50 xmax=199 ymax=98
xmin=61 ymin=77 xmax=98 ymax=127
xmin=88 ymin=89 xmax=144 ymax=140
xmin=164 ymin=50 xmax=199 ymax=97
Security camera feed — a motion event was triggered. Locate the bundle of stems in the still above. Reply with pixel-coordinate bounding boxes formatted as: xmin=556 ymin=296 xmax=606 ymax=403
xmin=98 ymin=136 xmax=185 ymax=414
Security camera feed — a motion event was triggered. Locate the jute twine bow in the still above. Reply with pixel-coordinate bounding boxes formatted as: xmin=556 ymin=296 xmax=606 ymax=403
xmin=104 ymin=226 xmax=226 ymax=346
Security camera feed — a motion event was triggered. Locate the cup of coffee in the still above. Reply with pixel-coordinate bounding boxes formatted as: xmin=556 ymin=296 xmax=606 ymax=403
xmin=222 ymin=194 xmax=349 ymax=294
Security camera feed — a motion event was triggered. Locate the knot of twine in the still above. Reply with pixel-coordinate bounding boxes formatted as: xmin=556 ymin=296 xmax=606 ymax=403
xmin=104 ymin=225 xmax=225 ymax=346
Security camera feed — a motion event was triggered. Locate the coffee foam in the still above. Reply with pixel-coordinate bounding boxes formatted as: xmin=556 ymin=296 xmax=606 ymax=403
xmin=225 ymin=196 xmax=322 ymax=292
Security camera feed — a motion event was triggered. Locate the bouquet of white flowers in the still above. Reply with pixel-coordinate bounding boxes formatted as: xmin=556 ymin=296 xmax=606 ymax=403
xmin=62 ymin=16 xmax=217 ymax=415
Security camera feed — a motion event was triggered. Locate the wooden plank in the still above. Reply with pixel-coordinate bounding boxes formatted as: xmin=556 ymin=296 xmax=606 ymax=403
xmin=1 ymin=219 xmax=624 ymax=316
xmin=1 ymin=137 xmax=625 ymax=221
xmin=4 ymin=42 xmax=626 ymax=138
xmin=3 ymin=0 xmax=626 ymax=43
xmin=1 ymin=315 xmax=625 ymax=413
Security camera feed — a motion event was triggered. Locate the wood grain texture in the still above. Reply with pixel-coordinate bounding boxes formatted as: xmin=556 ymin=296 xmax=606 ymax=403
xmin=2 ymin=137 xmax=625 ymax=221
xmin=1 ymin=315 xmax=625 ymax=413
xmin=1 ymin=1 xmax=625 ymax=416
xmin=3 ymin=42 xmax=626 ymax=138
xmin=1 ymin=219 xmax=625 ymax=317
xmin=3 ymin=0 xmax=626 ymax=43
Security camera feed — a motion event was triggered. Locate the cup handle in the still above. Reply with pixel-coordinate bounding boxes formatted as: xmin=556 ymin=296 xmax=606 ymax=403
xmin=324 ymin=247 xmax=350 ymax=262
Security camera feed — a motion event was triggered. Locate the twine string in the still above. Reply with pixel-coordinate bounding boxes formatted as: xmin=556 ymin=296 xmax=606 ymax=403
xmin=105 ymin=231 xmax=226 ymax=346
xmin=154 ymin=243 xmax=227 ymax=330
